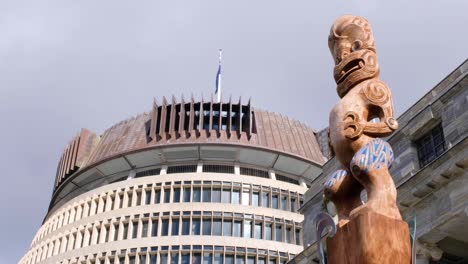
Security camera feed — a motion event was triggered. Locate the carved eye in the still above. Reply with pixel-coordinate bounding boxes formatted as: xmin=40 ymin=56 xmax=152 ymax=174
xmin=352 ymin=40 xmax=362 ymax=51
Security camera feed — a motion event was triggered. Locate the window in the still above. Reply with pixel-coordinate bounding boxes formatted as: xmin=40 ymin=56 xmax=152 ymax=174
xmin=161 ymin=219 xmax=169 ymax=236
xmin=295 ymin=228 xmax=301 ymax=245
xmin=285 ymin=227 xmax=292 ymax=243
xmin=223 ymin=220 xmax=232 ymax=236
xmin=226 ymin=255 xmax=234 ymax=264
xmin=132 ymin=221 xmax=138 ymax=239
xmin=203 ymin=164 xmax=235 ymax=174
xmin=151 ymin=219 xmax=158 ymax=236
xmin=262 ymin=193 xmax=270 ymax=208
xmin=272 ymin=194 xmax=279 ymax=209
xmin=252 ymin=192 xmax=259 ymax=207
xmin=145 ymin=190 xmax=151 ymax=205
xmin=193 ymin=188 xmax=201 ymax=202
xmin=232 ymin=190 xmax=240 ymax=204
xmin=113 ymin=224 xmax=119 ymax=241
xmin=127 ymin=193 xmax=133 ymax=207
xmin=140 ymin=255 xmax=147 ymax=264
xmin=136 ymin=192 xmax=142 ymax=206
xmin=290 ymin=197 xmax=297 ymax=212
xmin=275 ymin=225 xmax=282 ymax=242
xmin=213 ymin=220 xmax=222 ymax=236
xmin=164 ymin=189 xmax=171 ymax=203
xmin=167 ymin=165 xmax=197 ymax=174
xmin=242 ymin=191 xmax=250 ymax=206
xmin=254 ymin=223 xmax=262 ymax=239
xmin=236 ymin=255 xmax=244 ymax=264
xmin=203 ymin=187 xmax=211 ymax=202
xmin=154 ymin=189 xmax=161 ymax=204
xmin=183 ymin=187 xmax=191 ymax=202
xmin=122 ymin=223 xmax=129 ymax=240
xmin=160 ymin=253 xmax=168 ymax=264
xmin=416 ymin=124 xmax=446 ymax=167
xmin=240 ymin=167 xmax=269 ymax=178
xmin=222 ymin=189 xmax=231 ymax=203
xmin=244 ymin=221 xmax=252 ymax=238
xmin=265 ymin=224 xmax=272 ymax=240
xmin=192 ymin=218 xmax=201 ymax=235
xmin=233 ymin=221 xmax=242 ymax=237
xmin=193 ymin=253 xmax=202 ymax=264
xmin=182 ymin=254 xmax=190 ymax=264
xmin=214 ymin=253 xmax=223 ymax=264
xmin=173 ymin=188 xmax=181 ymax=203
xmin=150 ymin=255 xmax=157 ymax=264
xmin=281 ymin=196 xmax=287 ymax=210
xmin=203 ymin=219 xmax=212 ymax=235
xmin=212 ymin=188 xmax=221 ymax=203
xmin=204 ymin=253 xmax=213 ymax=264
xmin=172 ymin=219 xmax=180 ymax=236
xmin=142 ymin=221 xmax=148 ymax=238
xmin=182 ymin=219 xmax=190 ymax=235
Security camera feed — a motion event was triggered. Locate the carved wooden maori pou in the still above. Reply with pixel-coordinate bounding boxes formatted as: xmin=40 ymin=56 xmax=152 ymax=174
xmin=322 ymin=15 xmax=411 ymax=264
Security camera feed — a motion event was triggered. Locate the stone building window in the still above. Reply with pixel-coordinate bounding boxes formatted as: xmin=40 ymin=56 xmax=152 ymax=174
xmin=416 ymin=123 xmax=446 ymax=167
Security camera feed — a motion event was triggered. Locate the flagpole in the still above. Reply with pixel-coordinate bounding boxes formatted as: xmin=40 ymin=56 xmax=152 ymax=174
xmin=217 ymin=49 xmax=222 ymax=103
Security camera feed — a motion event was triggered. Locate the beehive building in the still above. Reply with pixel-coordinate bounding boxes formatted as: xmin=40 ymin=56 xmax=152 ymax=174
xmin=19 ymin=97 xmax=326 ymax=264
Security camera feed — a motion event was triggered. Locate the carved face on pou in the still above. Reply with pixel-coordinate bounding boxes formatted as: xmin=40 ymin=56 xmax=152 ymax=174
xmin=328 ymin=15 xmax=379 ymax=98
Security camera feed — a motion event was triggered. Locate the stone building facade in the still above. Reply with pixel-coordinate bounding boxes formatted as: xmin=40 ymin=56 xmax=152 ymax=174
xmin=291 ymin=59 xmax=468 ymax=264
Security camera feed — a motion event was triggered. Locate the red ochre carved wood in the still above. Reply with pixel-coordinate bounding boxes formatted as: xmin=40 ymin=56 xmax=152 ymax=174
xmin=322 ymin=15 xmax=411 ymax=264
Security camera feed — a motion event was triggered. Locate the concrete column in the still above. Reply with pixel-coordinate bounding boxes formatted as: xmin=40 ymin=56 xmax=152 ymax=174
xmin=234 ymin=163 xmax=240 ymax=175
xmin=160 ymin=165 xmax=168 ymax=175
xmin=268 ymin=169 xmax=276 ymax=180
xmin=197 ymin=162 xmax=203 ymax=173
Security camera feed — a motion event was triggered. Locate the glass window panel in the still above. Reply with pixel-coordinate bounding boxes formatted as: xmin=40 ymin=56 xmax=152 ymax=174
xmin=262 ymin=193 xmax=270 ymax=208
xmin=173 ymin=188 xmax=181 ymax=203
xmin=129 ymin=256 xmax=136 ymax=264
xmin=193 ymin=253 xmax=202 ymax=264
xmin=145 ymin=190 xmax=152 ymax=205
xmin=150 ymin=255 xmax=157 ymax=264
xmin=252 ymin=192 xmax=259 ymax=207
xmin=272 ymin=195 xmax=279 ymax=209
xmin=192 ymin=218 xmax=201 ymax=235
xmin=244 ymin=221 xmax=252 ymax=238
xmin=226 ymin=255 xmax=235 ymax=264
xmin=142 ymin=221 xmax=148 ymax=238
xmin=203 ymin=253 xmax=213 ymax=264
xmin=258 ymin=257 xmax=265 ymax=264
xmin=214 ymin=253 xmax=223 ymax=264
xmin=172 ymin=219 xmax=180 ymax=236
xmin=164 ymin=189 xmax=171 ymax=203
xmin=286 ymin=227 xmax=292 ymax=243
xmin=132 ymin=222 xmax=138 ymax=239
xmin=222 ymin=189 xmax=231 ymax=203
xmin=213 ymin=220 xmax=222 ymax=236
xmin=203 ymin=219 xmax=212 ymax=235
xmin=182 ymin=254 xmax=190 ymax=264
xmin=233 ymin=221 xmax=242 ymax=237
xmin=140 ymin=255 xmax=147 ymax=264
xmin=123 ymin=223 xmax=129 ymax=240
xmin=295 ymin=229 xmax=301 ymax=245
xmin=171 ymin=253 xmax=179 ymax=264
xmin=236 ymin=255 xmax=245 ymax=264
xmin=223 ymin=220 xmax=232 ymax=236
xmin=154 ymin=190 xmax=161 ymax=204
xmin=275 ymin=225 xmax=282 ymax=242
xmin=113 ymin=224 xmax=119 ymax=241
xmin=265 ymin=224 xmax=272 ymax=240
xmin=183 ymin=187 xmax=191 ymax=202
xmin=247 ymin=256 xmax=255 ymax=264
xmin=254 ymin=223 xmax=262 ymax=239
xmin=212 ymin=188 xmax=221 ymax=203
xmin=161 ymin=219 xmax=169 ymax=236
xmin=268 ymin=258 xmax=276 ymax=264
xmin=160 ymin=253 xmax=168 ymax=264
xmin=193 ymin=188 xmax=201 ymax=202
xmin=203 ymin=187 xmax=211 ymax=202
xmin=290 ymin=198 xmax=296 ymax=212
xmin=242 ymin=191 xmax=250 ymax=206
xmin=137 ymin=192 xmax=142 ymax=206
xmin=182 ymin=219 xmax=190 ymax=235
xmin=151 ymin=219 xmax=158 ymax=237
xmin=281 ymin=197 xmax=287 ymax=210
xmin=232 ymin=190 xmax=240 ymax=204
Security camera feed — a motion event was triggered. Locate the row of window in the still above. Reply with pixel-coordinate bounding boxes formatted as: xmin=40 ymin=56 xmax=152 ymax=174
xmin=34 ymin=182 xmax=304 ymax=246
xmin=132 ymin=164 xmax=300 ymax=186
xmin=27 ymin=211 xmax=302 ymax=262
xmin=35 ymin=245 xmax=294 ymax=264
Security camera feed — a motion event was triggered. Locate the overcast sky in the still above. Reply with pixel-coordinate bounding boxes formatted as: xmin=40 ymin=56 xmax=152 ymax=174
xmin=0 ymin=1 xmax=467 ymax=263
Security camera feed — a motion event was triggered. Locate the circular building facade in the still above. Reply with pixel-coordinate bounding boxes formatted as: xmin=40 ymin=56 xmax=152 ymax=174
xmin=20 ymin=97 xmax=326 ymax=264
